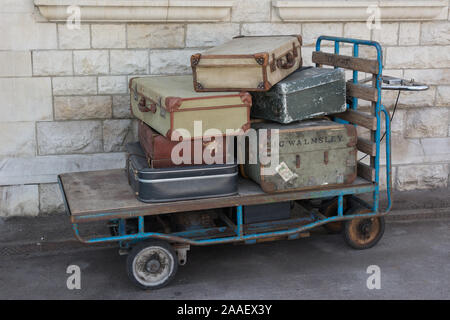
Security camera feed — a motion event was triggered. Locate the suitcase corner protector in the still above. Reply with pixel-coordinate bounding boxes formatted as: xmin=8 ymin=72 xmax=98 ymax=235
xmin=344 ymin=172 xmax=357 ymax=185
xmin=165 ymin=96 xmax=182 ymax=112
xmin=128 ymin=76 xmax=141 ymax=89
xmin=260 ymin=181 xmax=277 ymax=193
xmin=239 ymin=92 xmax=252 ymax=107
xmin=257 ymin=80 xmax=272 ymax=91
xmin=253 ymin=52 xmax=269 ymax=66
xmin=191 ymin=53 xmax=201 ymax=66
xmin=241 ymin=122 xmax=251 ymax=132
xmin=193 ymin=80 xmax=204 ymax=92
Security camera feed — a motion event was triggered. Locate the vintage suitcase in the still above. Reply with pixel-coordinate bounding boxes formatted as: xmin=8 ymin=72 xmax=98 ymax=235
xmin=244 ymin=120 xmax=357 ymax=193
xmin=191 ymin=35 xmax=302 ymax=92
xmin=251 ymin=67 xmax=347 ymax=123
xmin=243 ymin=202 xmax=291 ymax=224
xmin=126 ymin=142 xmax=238 ymax=203
xmin=138 ymin=121 xmax=233 ymax=167
xmin=130 ymin=75 xmax=251 ymax=140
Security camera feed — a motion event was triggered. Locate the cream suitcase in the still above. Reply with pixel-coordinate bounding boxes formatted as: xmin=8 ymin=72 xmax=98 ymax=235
xmin=129 ymin=75 xmax=251 ymax=140
xmin=191 ymin=35 xmax=303 ymax=92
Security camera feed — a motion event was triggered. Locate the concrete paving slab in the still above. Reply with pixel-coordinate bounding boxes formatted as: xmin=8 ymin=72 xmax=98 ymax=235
xmin=0 ymin=219 xmax=448 ymax=299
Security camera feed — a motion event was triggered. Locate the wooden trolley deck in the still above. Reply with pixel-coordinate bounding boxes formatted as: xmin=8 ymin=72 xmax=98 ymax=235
xmin=59 ymin=169 xmax=376 ymax=223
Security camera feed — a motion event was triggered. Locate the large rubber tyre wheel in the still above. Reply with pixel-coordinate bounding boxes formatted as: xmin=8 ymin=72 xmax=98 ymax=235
xmin=126 ymin=240 xmax=178 ymax=290
xmin=320 ymin=197 xmax=348 ymax=234
xmin=343 ymin=214 xmax=385 ymax=250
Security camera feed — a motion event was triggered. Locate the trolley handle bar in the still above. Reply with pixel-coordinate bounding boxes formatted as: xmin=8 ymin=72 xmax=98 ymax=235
xmin=315 ymin=36 xmax=383 ymax=65
xmin=381 ymin=76 xmax=429 ymax=91
xmin=360 ymin=75 xmax=429 ymax=91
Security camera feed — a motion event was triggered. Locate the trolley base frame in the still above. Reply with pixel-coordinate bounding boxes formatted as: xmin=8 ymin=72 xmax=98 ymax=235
xmin=58 ymin=169 xmax=386 ymax=247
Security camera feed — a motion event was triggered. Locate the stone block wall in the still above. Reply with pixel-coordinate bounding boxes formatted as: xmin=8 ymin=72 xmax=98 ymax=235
xmin=0 ymin=0 xmax=449 ymax=216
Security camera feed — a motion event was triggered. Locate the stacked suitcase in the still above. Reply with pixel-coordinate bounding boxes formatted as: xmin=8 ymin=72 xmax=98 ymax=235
xmin=126 ymin=34 xmax=356 ymax=223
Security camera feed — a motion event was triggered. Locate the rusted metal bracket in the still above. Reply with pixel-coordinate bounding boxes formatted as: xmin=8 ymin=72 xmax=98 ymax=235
xmin=174 ymin=244 xmax=190 ymax=266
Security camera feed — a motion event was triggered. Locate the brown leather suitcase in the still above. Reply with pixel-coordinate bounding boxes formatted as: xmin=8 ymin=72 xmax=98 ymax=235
xmin=191 ymin=35 xmax=302 ymax=92
xmin=138 ymin=121 xmax=233 ymax=167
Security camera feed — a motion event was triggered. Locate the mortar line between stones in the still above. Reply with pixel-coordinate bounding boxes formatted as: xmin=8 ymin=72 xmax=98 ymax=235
xmin=56 ymin=23 xmax=60 ymax=50
xmin=125 ymin=23 xmax=128 ymax=49
xmin=89 ymin=24 xmax=93 ymax=49
xmin=418 ymin=22 xmax=422 ymax=46
xmin=395 ymin=22 xmax=400 ymax=46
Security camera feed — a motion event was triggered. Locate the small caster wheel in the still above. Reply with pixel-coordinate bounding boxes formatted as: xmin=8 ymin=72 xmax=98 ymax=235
xmin=343 ymin=213 xmax=385 ymax=250
xmin=320 ymin=196 xmax=348 ymax=234
xmin=126 ymin=240 xmax=178 ymax=290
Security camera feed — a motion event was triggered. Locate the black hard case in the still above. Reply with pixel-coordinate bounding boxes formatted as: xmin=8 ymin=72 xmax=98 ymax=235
xmin=243 ymin=202 xmax=291 ymax=224
xmin=126 ymin=142 xmax=238 ymax=203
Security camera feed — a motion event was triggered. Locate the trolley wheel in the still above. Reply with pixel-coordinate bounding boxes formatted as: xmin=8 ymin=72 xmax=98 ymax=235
xmin=126 ymin=240 xmax=178 ymax=290
xmin=320 ymin=197 xmax=348 ymax=234
xmin=343 ymin=212 xmax=385 ymax=250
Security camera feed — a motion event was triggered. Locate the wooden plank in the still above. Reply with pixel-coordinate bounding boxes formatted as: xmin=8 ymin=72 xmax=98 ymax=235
xmin=357 ymin=162 xmax=375 ymax=182
xmin=60 ymin=169 xmax=376 ymax=222
xmin=334 ymin=110 xmax=377 ymax=130
xmin=370 ymin=74 xmax=377 ymax=168
xmin=357 ymin=137 xmax=376 ymax=156
xmin=312 ymin=51 xmax=379 ymax=74
xmin=347 ymin=82 xmax=378 ymax=102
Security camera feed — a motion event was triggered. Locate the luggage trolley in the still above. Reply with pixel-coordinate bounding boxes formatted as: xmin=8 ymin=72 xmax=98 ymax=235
xmin=58 ymin=36 xmax=427 ymax=289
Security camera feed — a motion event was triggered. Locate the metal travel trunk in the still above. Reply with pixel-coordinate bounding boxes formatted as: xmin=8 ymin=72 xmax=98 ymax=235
xmin=244 ymin=120 xmax=357 ymax=193
xmin=126 ymin=142 xmax=238 ymax=203
xmin=191 ymin=35 xmax=302 ymax=92
xmin=138 ymin=121 xmax=233 ymax=167
xmin=250 ymin=67 xmax=347 ymax=123
xmin=129 ymin=75 xmax=251 ymax=140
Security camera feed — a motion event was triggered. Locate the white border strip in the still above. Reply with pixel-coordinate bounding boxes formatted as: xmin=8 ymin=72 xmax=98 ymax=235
xmin=272 ymin=0 xmax=449 ymax=22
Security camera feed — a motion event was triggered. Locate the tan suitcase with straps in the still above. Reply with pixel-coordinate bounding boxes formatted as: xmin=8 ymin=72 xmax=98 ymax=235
xmin=191 ymin=35 xmax=303 ymax=92
xmin=129 ymin=75 xmax=252 ymax=140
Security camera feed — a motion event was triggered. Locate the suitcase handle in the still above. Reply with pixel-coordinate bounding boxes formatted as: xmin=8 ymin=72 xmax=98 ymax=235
xmin=126 ymin=153 xmax=148 ymax=186
xmin=126 ymin=152 xmax=152 ymax=183
xmin=271 ymin=44 xmax=298 ymax=71
xmin=138 ymin=97 xmax=150 ymax=112
xmin=138 ymin=96 xmax=159 ymax=113
xmin=277 ymin=52 xmax=295 ymax=69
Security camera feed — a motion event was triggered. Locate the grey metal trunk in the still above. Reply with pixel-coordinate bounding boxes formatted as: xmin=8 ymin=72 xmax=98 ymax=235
xmin=244 ymin=120 xmax=357 ymax=193
xmin=250 ymin=67 xmax=346 ymax=124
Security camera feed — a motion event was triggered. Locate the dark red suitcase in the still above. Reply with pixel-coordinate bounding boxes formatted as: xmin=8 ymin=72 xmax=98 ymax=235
xmin=138 ymin=121 xmax=232 ymax=167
